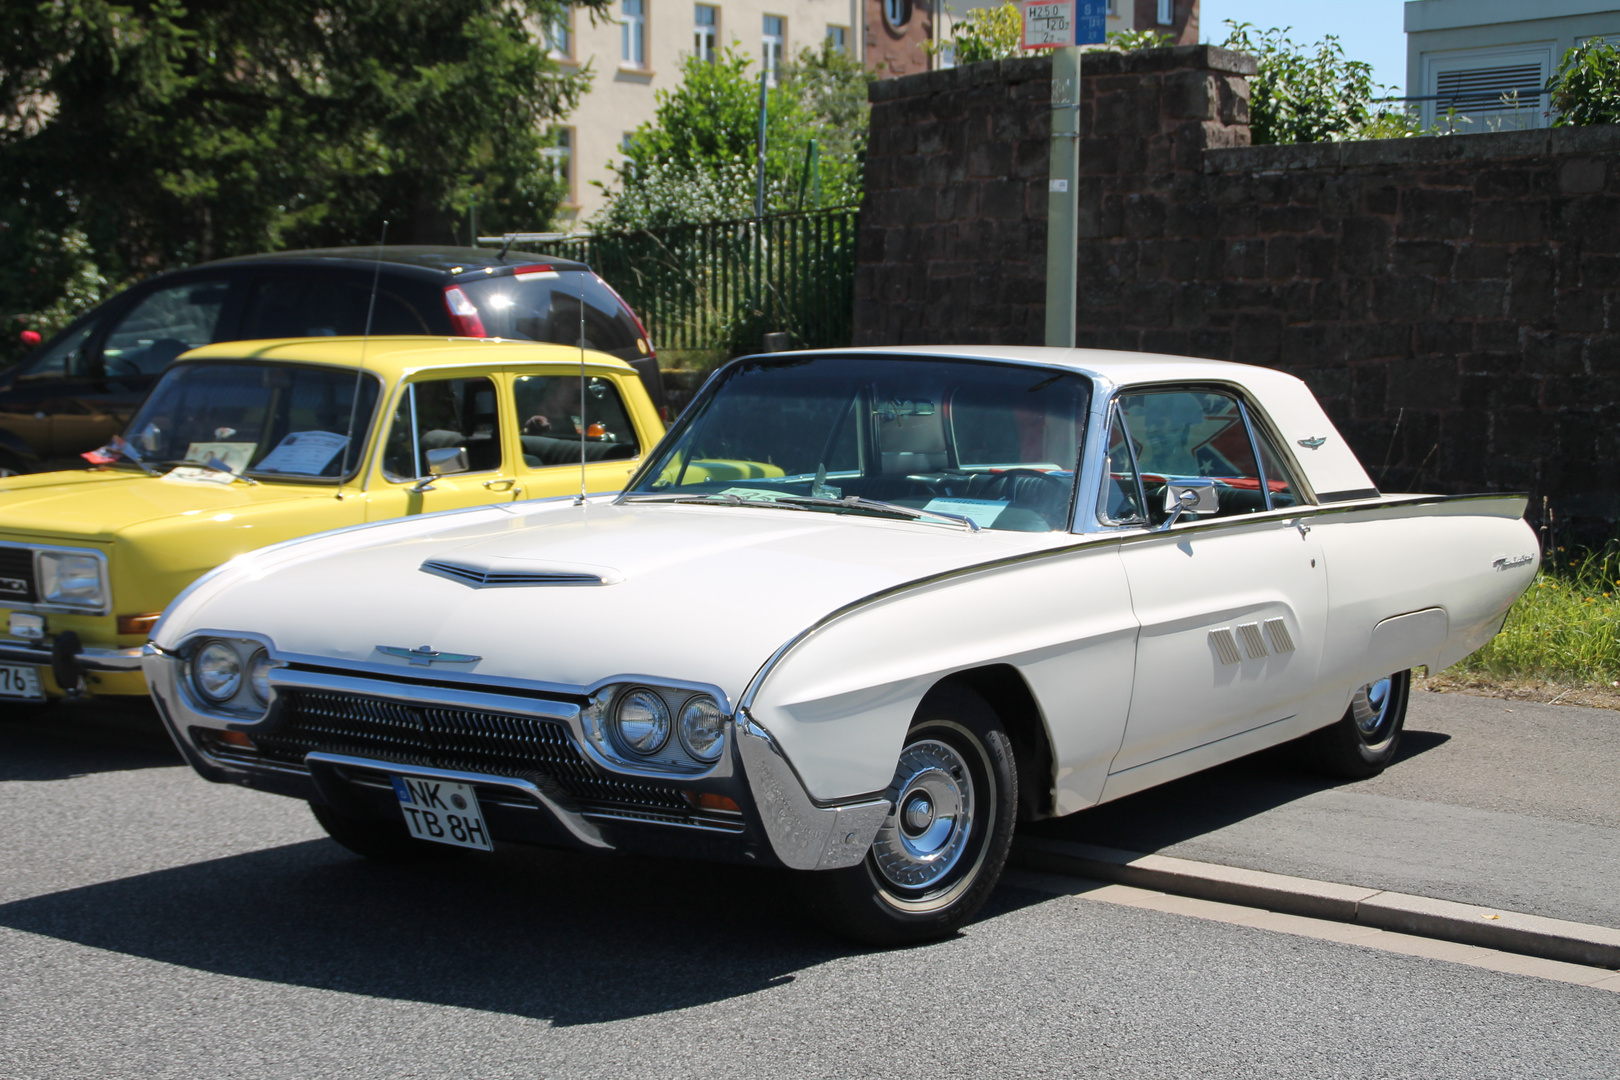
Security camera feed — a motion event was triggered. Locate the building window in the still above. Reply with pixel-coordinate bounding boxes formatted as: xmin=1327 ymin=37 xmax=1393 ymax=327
xmin=1156 ymin=0 xmax=1172 ymax=26
xmin=622 ymin=0 xmax=647 ymax=67
xmin=1105 ymin=0 xmax=1116 ymax=14
xmin=763 ymin=15 xmax=784 ymax=84
xmin=622 ymin=132 xmax=637 ymax=154
xmin=544 ymin=128 xmax=574 ymax=203
xmin=694 ymin=4 xmax=718 ymax=62
xmin=544 ymin=11 xmax=573 ymax=58
xmin=884 ymin=0 xmax=910 ymax=30
xmin=826 ymin=25 xmax=848 ymax=54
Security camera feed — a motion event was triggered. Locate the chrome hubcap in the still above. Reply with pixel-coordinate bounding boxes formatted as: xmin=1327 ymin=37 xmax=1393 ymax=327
xmin=1351 ymin=677 xmax=1394 ymax=740
xmin=872 ymin=739 xmax=974 ymax=891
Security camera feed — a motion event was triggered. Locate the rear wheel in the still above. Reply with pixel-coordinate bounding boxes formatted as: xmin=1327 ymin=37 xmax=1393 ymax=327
xmin=309 ymin=802 xmax=464 ymax=864
xmin=802 ymin=684 xmax=1017 ymax=946
xmin=1299 ymin=670 xmax=1411 ymax=779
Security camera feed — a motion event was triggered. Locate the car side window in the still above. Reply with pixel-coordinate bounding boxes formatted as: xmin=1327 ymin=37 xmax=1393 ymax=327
xmin=382 ymin=376 xmax=503 ymax=481
xmin=511 ymin=374 xmax=640 ymax=468
xmin=1116 ymin=389 xmax=1268 ymax=521
xmin=102 ymin=280 xmax=229 ymax=376
xmin=241 ymin=278 xmax=427 ymax=338
xmin=1099 ymin=403 xmax=1147 ymax=525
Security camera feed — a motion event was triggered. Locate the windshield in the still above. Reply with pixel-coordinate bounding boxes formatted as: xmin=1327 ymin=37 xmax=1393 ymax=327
xmin=627 ymin=355 xmax=1090 ymax=532
xmin=122 ymin=362 xmax=381 ymax=479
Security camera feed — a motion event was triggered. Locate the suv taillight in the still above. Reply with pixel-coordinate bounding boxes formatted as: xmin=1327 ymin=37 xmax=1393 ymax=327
xmin=594 ymin=273 xmax=654 ymax=357
xmin=443 ymin=286 xmax=488 ymax=337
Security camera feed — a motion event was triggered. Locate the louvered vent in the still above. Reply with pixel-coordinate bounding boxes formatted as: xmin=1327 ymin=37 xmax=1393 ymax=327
xmin=1237 ymin=623 xmax=1269 ymax=660
xmin=1434 ymin=65 xmax=1545 ymax=112
xmin=421 ymin=558 xmax=621 ymax=587
xmin=1264 ymin=618 xmax=1296 ymax=654
xmin=1209 ymin=628 xmax=1242 ymax=666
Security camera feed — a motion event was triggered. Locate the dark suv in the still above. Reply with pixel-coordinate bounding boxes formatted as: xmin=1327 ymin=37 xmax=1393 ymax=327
xmin=0 ymin=246 xmax=664 ymax=473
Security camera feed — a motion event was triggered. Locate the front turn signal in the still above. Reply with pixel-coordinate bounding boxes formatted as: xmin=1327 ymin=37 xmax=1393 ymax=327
xmin=117 ymin=613 xmax=162 ymax=636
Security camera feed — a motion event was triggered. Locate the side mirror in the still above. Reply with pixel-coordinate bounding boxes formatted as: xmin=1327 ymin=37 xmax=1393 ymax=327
xmin=1158 ymin=479 xmax=1219 ymax=530
xmin=425 ymin=446 xmax=470 ymax=477
xmin=411 ymin=446 xmax=470 ymax=492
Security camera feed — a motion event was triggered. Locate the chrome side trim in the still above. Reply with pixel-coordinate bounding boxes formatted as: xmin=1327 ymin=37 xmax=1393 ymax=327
xmin=0 ymin=640 xmax=144 ymax=672
xmin=302 ymin=751 xmax=611 ymax=850
xmin=734 ymin=709 xmax=890 ymax=870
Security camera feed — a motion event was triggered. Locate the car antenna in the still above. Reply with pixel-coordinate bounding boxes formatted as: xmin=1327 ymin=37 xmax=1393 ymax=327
xmin=573 ymin=258 xmax=588 ymax=506
xmin=336 ymin=220 xmax=387 ymax=500
xmin=497 ymin=232 xmax=515 ymax=261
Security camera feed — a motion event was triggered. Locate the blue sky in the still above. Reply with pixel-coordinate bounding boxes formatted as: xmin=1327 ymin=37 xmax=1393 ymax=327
xmin=1200 ymin=0 xmax=1410 ymax=94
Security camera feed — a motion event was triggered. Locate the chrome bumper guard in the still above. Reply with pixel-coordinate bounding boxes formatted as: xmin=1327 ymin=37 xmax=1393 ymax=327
xmin=145 ymin=647 xmax=890 ymax=871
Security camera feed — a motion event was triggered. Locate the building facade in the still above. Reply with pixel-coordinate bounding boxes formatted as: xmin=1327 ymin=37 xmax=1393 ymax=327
xmin=1405 ymin=0 xmax=1620 ymax=132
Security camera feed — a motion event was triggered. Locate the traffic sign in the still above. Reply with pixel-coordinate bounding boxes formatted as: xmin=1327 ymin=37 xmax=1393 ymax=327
xmin=1022 ymin=0 xmax=1108 ymax=49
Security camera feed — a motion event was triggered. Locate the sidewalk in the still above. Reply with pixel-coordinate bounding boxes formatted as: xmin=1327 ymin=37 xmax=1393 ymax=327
xmin=1022 ymin=690 xmax=1620 ymax=935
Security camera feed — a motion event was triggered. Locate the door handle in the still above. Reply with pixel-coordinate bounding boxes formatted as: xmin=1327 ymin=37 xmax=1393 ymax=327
xmin=482 ymin=479 xmax=517 ymax=491
xmin=1295 ymin=521 xmax=1312 ymax=538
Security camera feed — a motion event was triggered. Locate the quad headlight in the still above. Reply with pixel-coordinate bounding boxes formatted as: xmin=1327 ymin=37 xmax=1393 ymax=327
xmin=193 ymin=641 xmax=243 ymax=703
xmin=37 ymin=551 xmax=106 ymax=610
xmin=613 ymin=688 xmax=672 ymax=755
xmin=185 ymin=637 xmax=275 ymax=716
xmin=583 ymin=684 xmax=728 ymax=769
xmin=678 ymin=695 xmax=726 ymax=762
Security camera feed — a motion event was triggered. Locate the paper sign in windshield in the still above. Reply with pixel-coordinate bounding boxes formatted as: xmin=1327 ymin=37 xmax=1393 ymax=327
xmin=184 ymin=442 xmax=255 ymax=471
xmin=924 ymin=497 xmax=1008 ymax=528
xmin=255 ymin=431 xmax=350 ymax=475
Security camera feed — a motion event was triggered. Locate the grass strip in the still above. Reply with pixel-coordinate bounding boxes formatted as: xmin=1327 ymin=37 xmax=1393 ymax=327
xmin=1448 ymin=550 xmax=1620 ymax=687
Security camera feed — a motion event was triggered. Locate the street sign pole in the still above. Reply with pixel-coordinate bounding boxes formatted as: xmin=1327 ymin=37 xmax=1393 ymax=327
xmin=1025 ymin=0 xmax=1103 ymax=348
xmin=1044 ymin=44 xmax=1081 ymax=349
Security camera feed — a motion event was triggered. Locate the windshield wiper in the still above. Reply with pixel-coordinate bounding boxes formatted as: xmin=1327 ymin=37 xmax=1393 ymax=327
xmin=104 ymin=436 xmax=161 ymax=477
xmin=774 ymin=495 xmax=980 ymax=531
xmin=197 ymin=455 xmax=259 ymax=486
xmin=621 ymin=491 xmax=810 ymax=510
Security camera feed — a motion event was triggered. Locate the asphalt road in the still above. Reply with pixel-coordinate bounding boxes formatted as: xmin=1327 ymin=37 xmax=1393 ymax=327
xmin=1030 ymin=690 xmax=1620 ymax=928
xmin=1 ymin=702 xmax=1617 ymax=1078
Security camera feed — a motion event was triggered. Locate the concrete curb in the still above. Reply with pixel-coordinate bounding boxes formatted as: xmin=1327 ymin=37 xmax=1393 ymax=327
xmin=1013 ymin=837 xmax=1620 ymax=970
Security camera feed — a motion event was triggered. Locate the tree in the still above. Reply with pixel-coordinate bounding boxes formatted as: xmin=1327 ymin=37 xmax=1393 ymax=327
xmin=1549 ymin=38 xmax=1620 ymax=126
xmin=1220 ymin=21 xmax=1403 ymax=145
xmin=0 ymin=0 xmax=600 ymax=363
xmin=593 ymin=41 xmax=870 ymax=232
xmin=927 ymin=3 xmax=1022 ymax=65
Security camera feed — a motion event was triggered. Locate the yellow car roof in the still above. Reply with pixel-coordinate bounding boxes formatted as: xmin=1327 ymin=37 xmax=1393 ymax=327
xmin=177 ymin=336 xmax=637 ymax=377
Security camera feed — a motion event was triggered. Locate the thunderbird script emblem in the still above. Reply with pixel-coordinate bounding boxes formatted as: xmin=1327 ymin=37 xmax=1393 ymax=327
xmin=377 ymin=645 xmax=482 ymax=666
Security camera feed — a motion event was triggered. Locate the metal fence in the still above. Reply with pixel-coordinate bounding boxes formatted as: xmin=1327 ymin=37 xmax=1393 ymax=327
xmin=534 ymin=207 xmax=859 ymax=357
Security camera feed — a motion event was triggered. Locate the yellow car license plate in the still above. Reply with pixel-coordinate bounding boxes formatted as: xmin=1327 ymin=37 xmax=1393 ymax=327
xmin=0 ymin=663 xmax=44 ymax=700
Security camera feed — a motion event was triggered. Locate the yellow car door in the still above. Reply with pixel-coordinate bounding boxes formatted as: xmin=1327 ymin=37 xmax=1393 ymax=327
xmin=363 ymin=370 xmax=524 ymax=521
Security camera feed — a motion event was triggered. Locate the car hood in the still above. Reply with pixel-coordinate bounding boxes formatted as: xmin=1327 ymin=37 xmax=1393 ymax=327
xmin=0 ymin=468 xmax=322 ymax=542
xmin=159 ymin=499 xmax=1067 ymax=702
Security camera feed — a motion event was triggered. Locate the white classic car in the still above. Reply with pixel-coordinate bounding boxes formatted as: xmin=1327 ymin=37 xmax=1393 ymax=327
xmin=145 ymin=347 xmax=1539 ymax=943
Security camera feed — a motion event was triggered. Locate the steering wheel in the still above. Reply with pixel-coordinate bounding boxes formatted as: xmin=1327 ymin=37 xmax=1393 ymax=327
xmin=987 ymin=468 xmax=1072 ymax=523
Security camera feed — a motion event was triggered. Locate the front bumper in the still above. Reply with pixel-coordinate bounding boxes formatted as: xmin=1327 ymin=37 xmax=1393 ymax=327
xmin=145 ymin=647 xmax=890 ymax=871
xmin=0 ymin=633 xmax=146 ymax=695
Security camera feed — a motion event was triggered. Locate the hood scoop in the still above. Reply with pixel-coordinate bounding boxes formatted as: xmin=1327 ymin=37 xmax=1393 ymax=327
xmin=421 ymin=555 xmax=624 ymax=588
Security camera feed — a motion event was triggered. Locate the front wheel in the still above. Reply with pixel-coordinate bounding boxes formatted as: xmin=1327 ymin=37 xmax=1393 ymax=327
xmin=801 ymin=684 xmax=1017 ymax=946
xmin=1298 ymin=670 xmax=1411 ymax=779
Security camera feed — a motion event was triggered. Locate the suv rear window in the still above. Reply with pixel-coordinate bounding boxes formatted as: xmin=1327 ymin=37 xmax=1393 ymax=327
xmin=457 ymin=271 xmax=644 ymax=362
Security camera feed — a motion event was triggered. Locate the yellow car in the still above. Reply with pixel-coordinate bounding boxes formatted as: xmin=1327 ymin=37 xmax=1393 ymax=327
xmin=0 ymin=336 xmax=663 ymax=713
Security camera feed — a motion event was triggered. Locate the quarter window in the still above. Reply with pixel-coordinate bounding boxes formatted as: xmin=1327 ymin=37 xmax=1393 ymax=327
xmin=383 ymin=376 xmax=503 ymax=481
xmin=1113 ymin=389 xmax=1278 ymax=523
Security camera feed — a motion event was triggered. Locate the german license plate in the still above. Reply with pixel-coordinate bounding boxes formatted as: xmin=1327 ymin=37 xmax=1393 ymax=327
xmin=390 ymin=775 xmax=493 ymax=851
xmin=0 ymin=664 xmax=43 ymax=700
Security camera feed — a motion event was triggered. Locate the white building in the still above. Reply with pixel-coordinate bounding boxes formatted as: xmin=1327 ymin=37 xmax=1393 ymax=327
xmin=549 ymin=0 xmax=1196 ymax=227
xmin=1405 ymin=0 xmax=1620 ymax=132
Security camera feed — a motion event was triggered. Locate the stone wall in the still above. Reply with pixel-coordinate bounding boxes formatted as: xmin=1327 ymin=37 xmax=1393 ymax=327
xmin=854 ymin=46 xmax=1620 ymax=532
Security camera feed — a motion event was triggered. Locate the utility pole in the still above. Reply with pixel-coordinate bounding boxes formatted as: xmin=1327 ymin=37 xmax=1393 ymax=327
xmin=1044 ymin=45 xmax=1081 ymax=349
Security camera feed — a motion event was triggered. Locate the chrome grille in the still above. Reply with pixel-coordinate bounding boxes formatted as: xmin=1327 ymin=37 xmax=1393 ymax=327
xmin=253 ymin=688 xmax=692 ymax=816
xmin=0 ymin=546 xmax=36 ymax=605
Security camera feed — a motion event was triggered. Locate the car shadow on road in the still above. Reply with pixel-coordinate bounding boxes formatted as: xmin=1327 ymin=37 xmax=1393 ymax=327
xmin=1023 ymin=729 xmax=1452 ymax=855
xmin=0 ymin=836 xmax=970 ymax=1024
xmin=0 ymin=702 xmax=181 ymax=782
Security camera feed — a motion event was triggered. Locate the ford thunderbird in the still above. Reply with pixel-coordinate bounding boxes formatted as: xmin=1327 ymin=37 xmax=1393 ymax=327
xmin=145 ymin=347 xmax=1539 ymax=943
